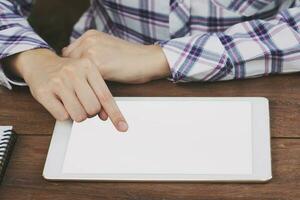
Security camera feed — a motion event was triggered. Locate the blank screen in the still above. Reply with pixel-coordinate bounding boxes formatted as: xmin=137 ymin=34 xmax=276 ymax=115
xmin=63 ymin=100 xmax=253 ymax=175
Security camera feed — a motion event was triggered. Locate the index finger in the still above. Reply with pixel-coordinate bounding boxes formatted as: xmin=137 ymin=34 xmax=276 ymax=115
xmin=87 ymin=64 xmax=128 ymax=132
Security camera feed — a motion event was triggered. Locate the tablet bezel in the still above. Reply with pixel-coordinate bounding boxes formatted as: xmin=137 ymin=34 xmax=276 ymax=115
xmin=43 ymin=97 xmax=272 ymax=182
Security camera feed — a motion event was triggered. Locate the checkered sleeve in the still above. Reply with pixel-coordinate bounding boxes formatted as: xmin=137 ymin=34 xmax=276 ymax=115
xmin=0 ymin=0 xmax=51 ymax=89
xmin=211 ymin=0 xmax=275 ymax=16
xmin=159 ymin=5 xmax=300 ymax=82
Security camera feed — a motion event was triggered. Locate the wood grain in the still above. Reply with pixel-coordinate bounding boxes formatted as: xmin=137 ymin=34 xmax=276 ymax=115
xmin=0 ymin=76 xmax=299 ymax=199
xmin=0 ymin=136 xmax=299 ymax=200
xmin=1 ymin=74 xmax=300 ymax=137
xmin=0 ymin=0 xmax=299 ymax=198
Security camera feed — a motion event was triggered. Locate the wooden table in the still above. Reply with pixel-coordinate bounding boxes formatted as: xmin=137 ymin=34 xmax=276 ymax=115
xmin=0 ymin=75 xmax=299 ymax=200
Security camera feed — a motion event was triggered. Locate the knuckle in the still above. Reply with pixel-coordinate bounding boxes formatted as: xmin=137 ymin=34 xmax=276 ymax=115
xmin=80 ymin=57 xmax=92 ymax=67
xmin=48 ymin=78 xmax=65 ymax=92
xmin=85 ymin=48 xmax=96 ymax=57
xmin=79 ymin=58 xmax=93 ymax=72
xmin=84 ymin=36 xmax=96 ymax=45
xmin=85 ymin=29 xmax=98 ymax=36
xmin=61 ymin=65 xmax=75 ymax=75
xmin=57 ymin=112 xmax=69 ymax=121
xmin=74 ymin=113 xmax=87 ymax=122
xmin=87 ymin=104 xmax=101 ymax=116
xmin=34 ymin=86 xmax=50 ymax=99
xmin=61 ymin=65 xmax=79 ymax=80
xmin=50 ymin=77 xmax=64 ymax=87
xmin=98 ymin=92 xmax=112 ymax=103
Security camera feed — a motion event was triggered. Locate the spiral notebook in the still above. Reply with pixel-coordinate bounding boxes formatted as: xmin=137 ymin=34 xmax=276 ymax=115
xmin=0 ymin=126 xmax=17 ymax=184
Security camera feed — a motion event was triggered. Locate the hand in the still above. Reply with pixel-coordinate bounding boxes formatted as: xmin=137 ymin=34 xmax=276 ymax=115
xmin=62 ymin=30 xmax=170 ymax=84
xmin=6 ymin=49 xmax=128 ymax=132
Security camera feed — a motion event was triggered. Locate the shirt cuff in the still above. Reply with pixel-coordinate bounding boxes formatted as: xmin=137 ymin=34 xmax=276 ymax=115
xmin=0 ymin=65 xmax=13 ymax=89
xmin=158 ymin=34 xmax=233 ymax=82
xmin=0 ymin=63 xmax=27 ymax=90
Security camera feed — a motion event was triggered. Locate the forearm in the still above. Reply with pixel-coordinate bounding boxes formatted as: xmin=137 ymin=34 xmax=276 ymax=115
xmin=62 ymin=30 xmax=171 ymax=84
xmin=0 ymin=1 xmax=50 ymax=60
xmin=133 ymin=44 xmax=170 ymax=82
xmin=0 ymin=1 xmax=51 ymax=89
xmin=159 ymin=6 xmax=300 ymax=82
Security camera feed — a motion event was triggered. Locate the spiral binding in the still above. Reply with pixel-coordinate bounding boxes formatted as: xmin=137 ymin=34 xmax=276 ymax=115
xmin=0 ymin=129 xmax=17 ymax=184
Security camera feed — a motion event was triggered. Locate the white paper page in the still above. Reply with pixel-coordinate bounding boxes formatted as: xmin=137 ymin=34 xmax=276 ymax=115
xmin=63 ymin=100 xmax=252 ymax=175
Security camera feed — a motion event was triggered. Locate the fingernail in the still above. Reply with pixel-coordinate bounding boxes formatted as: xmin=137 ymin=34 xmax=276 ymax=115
xmin=118 ymin=121 xmax=128 ymax=132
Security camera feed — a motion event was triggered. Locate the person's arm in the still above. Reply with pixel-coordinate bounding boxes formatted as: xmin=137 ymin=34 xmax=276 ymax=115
xmin=0 ymin=0 xmax=50 ymax=88
xmin=62 ymin=30 xmax=170 ymax=84
xmin=62 ymin=2 xmax=300 ymax=84
xmin=0 ymin=1 xmax=128 ymax=132
xmin=158 ymin=3 xmax=300 ymax=82
xmin=9 ymin=49 xmax=128 ymax=132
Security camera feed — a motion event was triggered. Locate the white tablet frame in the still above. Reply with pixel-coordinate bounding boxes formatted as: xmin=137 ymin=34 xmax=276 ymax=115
xmin=43 ymin=97 xmax=272 ymax=182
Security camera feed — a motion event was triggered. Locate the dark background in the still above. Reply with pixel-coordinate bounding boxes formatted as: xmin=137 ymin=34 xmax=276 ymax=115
xmin=29 ymin=0 xmax=90 ymax=52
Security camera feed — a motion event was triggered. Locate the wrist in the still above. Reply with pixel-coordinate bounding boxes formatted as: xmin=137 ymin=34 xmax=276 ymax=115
xmin=5 ymin=49 xmax=59 ymax=81
xmin=145 ymin=45 xmax=170 ymax=81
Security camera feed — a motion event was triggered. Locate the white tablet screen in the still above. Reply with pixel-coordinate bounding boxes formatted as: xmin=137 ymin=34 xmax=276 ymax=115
xmin=63 ymin=100 xmax=253 ymax=175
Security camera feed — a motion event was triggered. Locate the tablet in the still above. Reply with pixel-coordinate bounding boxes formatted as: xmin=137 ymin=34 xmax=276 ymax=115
xmin=43 ymin=97 xmax=272 ymax=182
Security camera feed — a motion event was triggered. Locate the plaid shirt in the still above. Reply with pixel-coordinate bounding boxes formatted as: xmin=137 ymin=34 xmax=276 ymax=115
xmin=0 ymin=0 xmax=300 ymax=88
